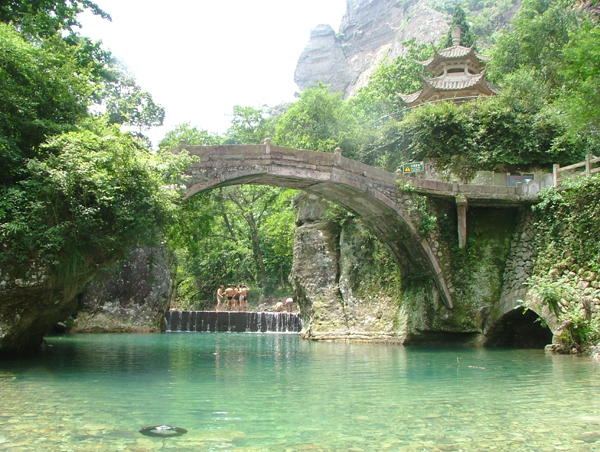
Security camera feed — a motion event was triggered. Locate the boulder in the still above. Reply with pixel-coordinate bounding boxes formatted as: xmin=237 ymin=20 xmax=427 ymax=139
xmin=69 ymin=246 xmax=173 ymax=333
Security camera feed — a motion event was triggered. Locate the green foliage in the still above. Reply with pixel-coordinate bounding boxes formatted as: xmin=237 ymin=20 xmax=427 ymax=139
xmin=104 ymin=72 xmax=165 ymax=135
xmin=168 ymin=186 xmax=295 ymax=308
xmin=275 ymin=83 xmax=362 ymax=157
xmin=389 ymin=97 xmax=587 ymax=180
xmin=0 ymin=24 xmax=95 ymax=183
xmin=427 ymin=0 xmax=519 ymax=48
xmin=158 ymin=123 xmax=221 ymax=151
xmin=527 ymin=175 xmax=600 ymax=349
xmin=533 ymin=174 xmax=600 ymax=272
xmin=396 ymin=179 xmax=417 ymax=193
xmin=559 ymin=19 xmax=600 ymax=145
xmin=489 ymin=0 xmax=581 ymax=88
xmin=0 ymin=125 xmax=191 ymax=278
xmin=0 ymin=0 xmax=110 ymax=38
xmin=528 ymin=275 xmax=600 ymax=347
xmin=223 ymin=105 xmax=275 ymax=145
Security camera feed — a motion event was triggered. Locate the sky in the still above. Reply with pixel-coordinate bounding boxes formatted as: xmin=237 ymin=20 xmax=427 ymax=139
xmin=79 ymin=0 xmax=347 ymax=147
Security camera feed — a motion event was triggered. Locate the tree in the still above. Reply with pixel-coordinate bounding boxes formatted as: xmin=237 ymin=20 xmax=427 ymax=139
xmin=0 ymin=122 xmax=191 ymax=277
xmin=0 ymin=24 xmax=95 ymax=184
xmin=559 ymin=19 xmax=600 ymax=144
xmin=352 ymin=38 xmax=432 ymax=121
xmin=275 ymin=83 xmax=361 ymax=157
xmin=168 ymin=185 xmax=295 ymax=308
xmin=0 ymin=0 xmax=110 ymax=38
xmin=489 ymin=0 xmax=581 ymax=89
xmin=104 ymin=72 xmax=165 ymax=135
xmin=158 ymin=123 xmax=221 ymax=150
xmin=223 ymin=105 xmax=275 ymax=145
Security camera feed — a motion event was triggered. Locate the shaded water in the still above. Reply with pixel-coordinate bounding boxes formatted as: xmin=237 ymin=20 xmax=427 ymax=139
xmin=1 ymin=333 xmax=600 ymax=451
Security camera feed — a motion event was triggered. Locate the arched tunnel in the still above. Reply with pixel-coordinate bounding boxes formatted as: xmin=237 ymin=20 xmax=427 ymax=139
xmin=484 ymin=308 xmax=553 ymax=348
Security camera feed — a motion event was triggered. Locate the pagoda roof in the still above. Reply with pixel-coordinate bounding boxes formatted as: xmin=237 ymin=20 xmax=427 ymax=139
xmin=398 ymin=90 xmax=423 ymax=105
xmin=422 ymin=70 xmax=489 ymax=91
xmin=398 ymin=69 xmax=499 ymax=107
xmin=419 ymin=44 xmax=490 ymax=74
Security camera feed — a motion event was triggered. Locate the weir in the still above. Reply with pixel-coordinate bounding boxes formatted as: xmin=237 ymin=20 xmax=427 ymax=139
xmin=164 ymin=311 xmax=302 ymax=333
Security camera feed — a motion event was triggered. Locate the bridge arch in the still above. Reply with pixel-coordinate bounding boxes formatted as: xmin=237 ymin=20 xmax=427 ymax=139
xmin=484 ymin=307 xmax=553 ymax=348
xmin=173 ymin=142 xmax=454 ymax=308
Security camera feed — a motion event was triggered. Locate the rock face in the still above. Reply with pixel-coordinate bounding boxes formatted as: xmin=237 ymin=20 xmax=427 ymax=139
xmin=295 ymin=0 xmax=449 ymax=97
xmin=0 ymin=264 xmax=94 ymax=356
xmin=69 ymin=246 xmax=173 ymax=333
xmin=290 ymin=193 xmax=405 ymax=341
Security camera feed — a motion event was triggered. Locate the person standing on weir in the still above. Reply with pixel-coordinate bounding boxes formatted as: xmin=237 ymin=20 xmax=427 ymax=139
xmin=216 ymin=285 xmax=224 ymax=312
xmin=224 ymin=285 xmax=235 ymax=311
xmin=285 ymin=297 xmax=293 ymax=313
xmin=240 ymin=285 xmax=249 ymax=311
xmin=233 ymin=285 xmax=240 ymax=311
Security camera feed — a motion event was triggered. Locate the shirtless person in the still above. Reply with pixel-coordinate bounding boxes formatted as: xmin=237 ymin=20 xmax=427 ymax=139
xmin=216 ymin=285 xmax=224 ymax=312
xmin=232 ymin=285 xmax=240 ymax=311
xmin=224 ymin=285 xmax=235 ymax=311
xmin=285 ymin=297 xmax=293 ymax=313
xmin=239 ymin=285 xmax=249 ymax=311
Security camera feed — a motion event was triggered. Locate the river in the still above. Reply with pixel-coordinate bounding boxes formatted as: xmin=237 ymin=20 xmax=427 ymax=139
xmin=0 ymin=333 xmax=599 ymax=451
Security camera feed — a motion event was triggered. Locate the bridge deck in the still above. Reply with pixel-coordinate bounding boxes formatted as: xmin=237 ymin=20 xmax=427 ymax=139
xmin=177 ymin=143 xmax=538 ymax=206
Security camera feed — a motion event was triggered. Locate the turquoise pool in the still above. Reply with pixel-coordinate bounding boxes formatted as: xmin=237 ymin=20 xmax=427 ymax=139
xmin=0 ymin=333 xmax=599 ymax=451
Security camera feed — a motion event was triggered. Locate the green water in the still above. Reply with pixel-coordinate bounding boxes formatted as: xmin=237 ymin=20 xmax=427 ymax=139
xmin=1 ymin=334 xmax=600 ymax=451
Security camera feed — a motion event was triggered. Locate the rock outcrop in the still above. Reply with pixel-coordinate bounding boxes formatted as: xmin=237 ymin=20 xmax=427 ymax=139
xmin=0 ymin=262 xmax=98 ymax=356
xmin=295 ymin=0 xmax=449 ymax=97
xmin=69 ymin=246 xmax=173 ymax=333
xmin=290 ymin=193 xmax=405 ymax=341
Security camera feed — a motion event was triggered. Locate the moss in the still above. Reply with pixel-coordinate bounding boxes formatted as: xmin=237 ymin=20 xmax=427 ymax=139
xmin=452 ymin=207 xmax=517 ymax=300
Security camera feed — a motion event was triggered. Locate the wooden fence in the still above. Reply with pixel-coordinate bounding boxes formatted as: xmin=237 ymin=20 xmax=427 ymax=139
xmin=553 ymin=154 xmax=600 ymax=187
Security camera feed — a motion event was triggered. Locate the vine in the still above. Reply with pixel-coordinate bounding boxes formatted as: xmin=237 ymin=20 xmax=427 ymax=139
xmin=395 ymin=180 xmax=437 ymax=235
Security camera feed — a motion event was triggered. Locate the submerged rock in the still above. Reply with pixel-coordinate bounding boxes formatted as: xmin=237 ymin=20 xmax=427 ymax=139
xmin=139 ymin=425 xmax=187 ymax=437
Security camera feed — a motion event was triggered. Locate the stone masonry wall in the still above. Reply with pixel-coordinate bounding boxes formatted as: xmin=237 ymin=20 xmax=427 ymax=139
xmin=488 ymin=207 xmax=538 ymax=329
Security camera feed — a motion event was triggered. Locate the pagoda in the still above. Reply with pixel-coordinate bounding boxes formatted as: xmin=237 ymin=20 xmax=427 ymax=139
xmin=399 ymin=27 xmax=498 ymax=107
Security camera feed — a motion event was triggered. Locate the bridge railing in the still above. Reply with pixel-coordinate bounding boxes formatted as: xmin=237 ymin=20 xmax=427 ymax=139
xmin=553 ymin=154 xmax=600 ymax=187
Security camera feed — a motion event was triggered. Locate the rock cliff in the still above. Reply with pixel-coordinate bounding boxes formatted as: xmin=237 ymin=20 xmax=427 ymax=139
xmin=295 ymin=0 xmax=448 ymax=97
xmin=69 ymin=246 xmax=173 ymax=333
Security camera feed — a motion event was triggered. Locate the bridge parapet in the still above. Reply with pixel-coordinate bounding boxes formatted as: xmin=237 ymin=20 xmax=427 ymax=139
xmin=175 ymin=142 xmax=538 ymax=205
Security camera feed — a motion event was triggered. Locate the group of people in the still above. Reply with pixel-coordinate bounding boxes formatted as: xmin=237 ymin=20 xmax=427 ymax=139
xmin=216 ymin=285 xmax=249 ymax=312
xmin=275 ymin=297 xmax=294 ymax=313
xmin=215 ymin=285 xmax=295 ymax=313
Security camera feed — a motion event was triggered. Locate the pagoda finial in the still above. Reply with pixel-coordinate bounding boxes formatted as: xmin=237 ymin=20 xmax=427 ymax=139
xmin=451 ymin=26 xmax=461 ymax=46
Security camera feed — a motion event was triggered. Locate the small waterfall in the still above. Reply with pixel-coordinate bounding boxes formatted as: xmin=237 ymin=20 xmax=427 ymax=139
xmin=164 ymin=311 xmax=302 ymax=333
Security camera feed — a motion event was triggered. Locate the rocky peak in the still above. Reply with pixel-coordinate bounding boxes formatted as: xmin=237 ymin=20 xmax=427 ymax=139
xmin=294 ymin=0 xmax=449 ymax=97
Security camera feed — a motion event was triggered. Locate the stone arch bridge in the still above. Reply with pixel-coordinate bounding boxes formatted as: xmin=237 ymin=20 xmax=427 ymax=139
xmin=172 ymin=141 xmax=537 ymax=311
